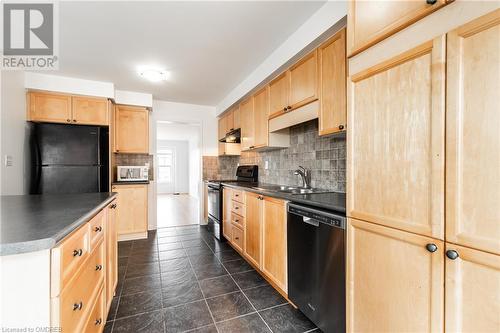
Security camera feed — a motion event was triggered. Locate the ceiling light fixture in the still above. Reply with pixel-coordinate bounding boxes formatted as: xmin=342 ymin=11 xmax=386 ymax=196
xmin=138 ymin=68 xmax=169 ymax=82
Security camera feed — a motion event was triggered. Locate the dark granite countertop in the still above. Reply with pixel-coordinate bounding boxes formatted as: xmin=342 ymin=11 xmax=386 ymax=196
xmin=0 ymin=192 xmax=117 ymax=256
xmin=221 ymin=182 xmax=346 ymax=213
xmin=112 ymin=180 xmax=150 ymax=185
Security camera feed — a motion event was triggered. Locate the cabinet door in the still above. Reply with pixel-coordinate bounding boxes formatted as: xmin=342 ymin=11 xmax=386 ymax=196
xmin=269 ymin=72 xmax=289 ymax=119
xmin=347 ymin=0 xmax=449 ymax=56
xmin=112 ymin=185 xmax=148 ymax=235
xmin=446 ymin=10 xmax=500 ymax=255
xmin=28 ymin=91 xmax=72 ymax=123
xmin=218 ymin=116 xmax=226 ymax=140
xmin=114 ymin=106 xmax=149 ymax=153
xmin=347 ymin=218 xmax=444 ymax=333
xmin=319 ymin=28 xmax=346 ymax=136
xmin=289 ymin=50 xmax=318 ymax=110
xmin=244 ymin=192 xmax=262 ymax=267
xmin=106 ymin=200 xmax=117 ymax=310
xmin=72 ymin=96 xmax=109 ymax=126
xmin=222 ymin=188 xmax=233 ymax=241
xmin=253 ymin=86 xmax=269 ymax=148
xmin=226 ymin=111 xmax=234 ymax=132
xmin=261 ymin=196 xmax=287 ymax=293
xmin=445 ymin=244 xmax=500 ymax=332
xmin=240 ymin=98 xmax=255 ymax=151
xmin=233 ymin=107 xmax=241 ymax=129
xmin=347 ymin=36 xmax=445 ymax=239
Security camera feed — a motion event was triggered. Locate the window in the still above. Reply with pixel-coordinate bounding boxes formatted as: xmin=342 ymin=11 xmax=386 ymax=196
xmin=157 ymin=149 xmax=174 ymax=183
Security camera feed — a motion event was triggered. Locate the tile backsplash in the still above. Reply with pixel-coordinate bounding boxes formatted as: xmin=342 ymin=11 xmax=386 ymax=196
xmin=203 ymin=119 xmax=346 ymax=192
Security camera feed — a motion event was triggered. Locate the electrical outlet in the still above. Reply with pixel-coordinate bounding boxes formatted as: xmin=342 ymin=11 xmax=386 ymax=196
xmin=264 ymin=160 xmax=269 ymax=170
xmin=4 ymin=155 xmax=13 ymax=167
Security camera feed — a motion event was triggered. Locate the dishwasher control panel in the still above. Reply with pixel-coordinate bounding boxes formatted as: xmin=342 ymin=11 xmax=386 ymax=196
xmin=288 ymin=204 xmax=346 ymax=229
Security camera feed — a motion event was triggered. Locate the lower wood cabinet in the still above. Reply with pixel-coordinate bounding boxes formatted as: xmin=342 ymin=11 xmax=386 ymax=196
xmin=112 ymin=184 xmax=148 ymax=239
xmin=347 ymin=218 xmax=444 ymax=333
xmin=244 ymin=192 xmax=262 ymax=267
xmin=106 ymin=200 xmax=118 ymax=311
xmin=222 ymin=188 xmax=233 ymax=240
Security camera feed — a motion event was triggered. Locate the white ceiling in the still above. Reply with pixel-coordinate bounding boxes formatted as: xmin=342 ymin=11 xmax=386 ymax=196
xmin=57 ymin=1 xmax=326 ymax=106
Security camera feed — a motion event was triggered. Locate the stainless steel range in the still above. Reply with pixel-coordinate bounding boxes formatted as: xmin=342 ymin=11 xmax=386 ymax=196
xmin=206 ymin=165 xmax=258 ymax=240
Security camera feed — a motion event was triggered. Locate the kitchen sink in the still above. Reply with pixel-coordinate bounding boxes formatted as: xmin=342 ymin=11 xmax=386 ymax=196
xmin=253 ymin=185 xmax=329 ymax=195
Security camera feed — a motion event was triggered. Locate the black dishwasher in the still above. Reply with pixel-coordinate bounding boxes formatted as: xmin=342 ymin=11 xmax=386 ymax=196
xmin=287 ymin=202 xmax=346 ymax=333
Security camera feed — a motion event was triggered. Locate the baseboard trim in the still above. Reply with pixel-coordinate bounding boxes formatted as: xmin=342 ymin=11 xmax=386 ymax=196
xmin=118 ymin=232 xmax=148 ymax=241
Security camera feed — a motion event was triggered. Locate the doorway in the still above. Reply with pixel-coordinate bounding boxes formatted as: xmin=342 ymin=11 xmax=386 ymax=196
xmin=155 ymin=121 xmax=202 ymax=228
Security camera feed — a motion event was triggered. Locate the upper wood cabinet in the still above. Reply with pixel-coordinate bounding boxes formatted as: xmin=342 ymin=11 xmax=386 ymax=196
xmin=253 ymin=86 xmax=270 ymax=148
xmin=27 ymin=91 xmax=109 ymax=126
xmin=261 ymin=196 xmax=287 ymax=293
xmin=445 ymin=10 xmax=500 ymax=255
xmin=269 ymin=72 xmax=289 ymax=119
xmin=347 ymin=218 xmax=444 ymax=333
xmin=347 ymin=0 xmax=451 ymax=56
xmin=318 ymin=28 xmax=347 ymax=136
xmin=240 ymin=97 xmax=255 ymax=151
xmin=347 ymin=36 xmax=446 ymax=239
xmin=114 ymin=105 xmax=149 ymax=154
xmin=289 ymin=50 xmax=318 ymax=110
xmin=233 ymin=107 xmax=241 ymax=130
xmin=445 ymin=244 xmax=500 ymax=332
xmin=218 ymin=117 xmax=227 ymax=140
xmin=111 ymin=184 xmax=148 ymax=237
xmin=244 ymin=192 xmax=262 ymax=267
xmin=218 ymin=107 xmax=242 ymax=156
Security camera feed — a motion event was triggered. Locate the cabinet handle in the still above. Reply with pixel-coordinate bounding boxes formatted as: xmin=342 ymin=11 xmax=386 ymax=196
xmin=235 ymin=237 xmax=239 ymax=240
xmin=94 ymin=226 xmax=102 ymax=232
xmin=95 ymin=264 xmax=103 ymax=271
xmin=425 ymin=243 xmax=438 ymax=253
xmin=66 ymin=119 xmax=71 ymax=122
xmin=110 ymin=203 xmax=117 ymax=209
xmin=235 ymin=194 xmax=239 ymax=197
xmin=234 ymin=206 xmax=239 ymax=210
xmin=73 ymin=119 xmax=77 ymax=122
xmin=95 ymin=318 xmax=102 ymax=326
xmin=426 ymin=0 xmax=437 ymax=4
xmin=283 ymin=107 xmax=287 ymax=112
xmin=235 ymin=219 xmax=239 ymax=223
xmin=287 ymin=106 xmax=292 ymax=110
xmin=116 ymin=149 xmax=119 ymax=152
xmin=338 ymin=124 xmax=344 ymax=130
xmin=446 ymin=250 xmax=459 ymax=260
xmin=73 ymin=249 xmax=83 ymax=257
xmin=72 ymin=302 xmax=83 ymax=311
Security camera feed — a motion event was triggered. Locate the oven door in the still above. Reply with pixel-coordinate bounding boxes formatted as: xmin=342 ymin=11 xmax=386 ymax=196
xmin=207 ymin=186 xmax=221 ymax=221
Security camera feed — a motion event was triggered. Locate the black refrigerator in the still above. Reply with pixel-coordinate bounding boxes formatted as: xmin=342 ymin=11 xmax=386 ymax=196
xmin=29 ymin=123 xmax=109 ymax=194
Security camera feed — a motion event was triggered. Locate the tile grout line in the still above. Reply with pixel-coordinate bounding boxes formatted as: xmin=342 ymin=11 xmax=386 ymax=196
xmin=152 ymin=231 xmax=168 ymax=333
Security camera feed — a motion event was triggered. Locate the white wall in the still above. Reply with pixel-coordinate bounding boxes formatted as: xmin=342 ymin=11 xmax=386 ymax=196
xmin=157 ymin=140 xmax=189 ymax=194
xmin=1 ymin=71 xmax=29 ymax=195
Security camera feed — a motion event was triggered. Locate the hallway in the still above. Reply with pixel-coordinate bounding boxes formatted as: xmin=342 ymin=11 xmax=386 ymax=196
xmin=157 ymin=194 xmax=199 ymax=228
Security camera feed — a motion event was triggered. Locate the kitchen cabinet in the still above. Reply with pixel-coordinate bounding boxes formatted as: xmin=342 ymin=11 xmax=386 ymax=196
xmin=346 ymin=218 xmax=444 ymax=333
xmin=253 ymin=86 xmax=270 ymax=148
xmin=288 ymin=50 xmax=318 ymax=110
xmin=111 ymin=184 xmax=148 ymax=238
xmin=269 ymin=72 xmax=289 ymax=119
xmin=218 ymin=143 xmax=241 ymax=156
xmin=106 ymin=200 xmax=118 ymax=311
xmin=27 ymin=91 xmax=109 ymax=126
xmin=347 ymin=0 xmax=451 ymax=56
xmin=261 ymin=196 xmax=287 ymax=292
xmin=240 ymin=97 xmax=255 ymax=151
xmin=218 ymin=108 xmax=241 ymax=156
xmin=445 ymin=10 xmax=500 ymax=255
xmin=347 ymin=35 xmax=446 ymax=239
xmin=222 ymin=188 xmax=233 ymax=241
xmin=114 ymin=105 xmax=149 ymax=154
xmin=232 ymin=107 xmax=241 ymax=129
xmin=244 ymin=192 xmax=262 ymax=267
xmin=218 ymin=117 xmax=227 ymax=140
xmin=318 ymin=28 xmax=346 ymax=136
xmin=444 ymin=244 xmax=500 ymax=332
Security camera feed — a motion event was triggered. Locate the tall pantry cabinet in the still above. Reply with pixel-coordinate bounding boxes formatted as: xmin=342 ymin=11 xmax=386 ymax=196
xmin=347 ymin=9 xmax=500 ymax=333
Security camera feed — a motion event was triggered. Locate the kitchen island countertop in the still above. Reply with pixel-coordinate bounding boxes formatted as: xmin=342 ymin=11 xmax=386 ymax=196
xmin=0 ymin=192 xmax=117 ymax=256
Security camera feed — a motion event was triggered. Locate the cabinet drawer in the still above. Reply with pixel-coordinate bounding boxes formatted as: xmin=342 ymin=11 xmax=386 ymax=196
xmin=231 ymin=212 xmax=245 ymax=229
xmin=51 ymin=223 xmax=90 ymax=296
xmin=232 ymin=226 xmax=244 ymax=252
xmin=89 ymin=210 xmax=106 ymax=252
xmin=231 ymin=201 xmax=245 ymax=217
xmin=232 ymin=190 xmax=245 ymax=203
xmin=53 ymin=241 xmax=105 ymax=332
xmin=83 ymin=285 xmax=105 ymax=333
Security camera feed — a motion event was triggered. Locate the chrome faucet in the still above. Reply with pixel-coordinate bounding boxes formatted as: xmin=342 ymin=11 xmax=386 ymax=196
xmin=294 ymin=166 xmax=311 ymax=189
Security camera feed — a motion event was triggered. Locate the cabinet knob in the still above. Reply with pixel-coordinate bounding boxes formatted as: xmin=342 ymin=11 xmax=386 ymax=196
xmin=95 ymin=318 xmax=102 ymax=326
xmin=95 ymin=264 xmax=103 ymax=271
xmin=234 ymin=206 xmax=239 ymax=210
xmin=73 ymin=249 xmax=83 ymax=257
xmin=94 ymin=226 xmax=102 ymax=232
xmin=425 ymin=243 xmax=438 ymax=253
xmin=283 ymin=107 xmax=287 ymax=112
xmin=66 ymin=119 xmax=71 ymax=122
xmin=110 ymin=203 xmax=117 ymax=209
xmin=426 ymin=0 xmax=437 ymax=4
xmin=287 ymin=106 xmax=292 ymax=110
xmin=235 ymin=237 xmax=239 ymax=240
xmin=338 ymin=124 xmax=345 ymax=130
xmin=73 ymin=119 xmax=77 ymax=122
xmin=235 ymin=219 xmax=239 ymax=223
xmin=446 ymin=250 xmax=459 ymax=260
xmin=72 ymin=302 xmax=83 ymax=311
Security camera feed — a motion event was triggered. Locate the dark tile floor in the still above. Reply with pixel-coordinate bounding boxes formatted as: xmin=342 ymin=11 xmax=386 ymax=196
xmin=105 ymin=225 xmax=318 ymax=333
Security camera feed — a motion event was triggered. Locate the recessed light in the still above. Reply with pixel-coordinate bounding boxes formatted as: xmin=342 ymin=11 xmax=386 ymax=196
xmin=138 ymin=68 xmax=169 ymax=82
